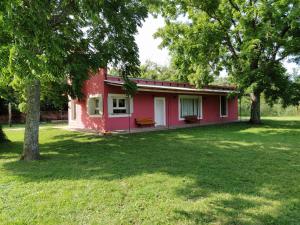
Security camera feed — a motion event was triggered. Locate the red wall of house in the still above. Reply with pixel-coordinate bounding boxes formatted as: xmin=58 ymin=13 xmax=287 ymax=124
xmin=69 ymin=70 xmax=239 ymax=132
xmin=68 ymin=69 xmax=107 ymax=131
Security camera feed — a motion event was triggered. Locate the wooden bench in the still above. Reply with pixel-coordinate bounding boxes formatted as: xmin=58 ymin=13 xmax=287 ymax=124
xmin=135 ymin=118 xmax=155 ymax=127
xmin=184 ymin=115 xmax=199 ymax=124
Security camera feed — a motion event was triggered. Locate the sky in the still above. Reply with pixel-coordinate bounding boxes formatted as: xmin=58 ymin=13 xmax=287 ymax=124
xmin=135 ymin=15 xmax=170 ymax=66
xmin=135 ymin=15 xmax=299 ymax=74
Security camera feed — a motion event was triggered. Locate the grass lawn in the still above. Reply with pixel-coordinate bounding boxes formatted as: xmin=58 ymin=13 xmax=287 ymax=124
xmin=0 ymin=118 xmax=300 ymax=225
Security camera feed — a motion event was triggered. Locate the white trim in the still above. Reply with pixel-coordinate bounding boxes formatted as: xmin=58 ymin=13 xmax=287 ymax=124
xmin=137 ymin=88 xmax=232 ymax=95
xmin=220 ymin=95 xmax=228 ymax=117
xmin=70 ymin=101 xmax=76 ymax=120
xmin=108 ymin=93 xmax=133 ymax=118
xmin=89 ymin=115 xmax=102 ymax=118
xmin=105 ymin=80 xmax=237 ymax=94
xmin=89 ymin=94 xmax=102 ymax=98
xmin=178 ymin=95 xmax=203 ymax=120
xmin=109 ymin=114 xmax=131 ymax=118
xmin=154 ymin=97 xmax=166 ymax=126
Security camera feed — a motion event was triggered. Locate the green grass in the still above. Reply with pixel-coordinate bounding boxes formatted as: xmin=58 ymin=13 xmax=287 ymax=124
xmin=1 ymin=117 xmax=300 ymax=225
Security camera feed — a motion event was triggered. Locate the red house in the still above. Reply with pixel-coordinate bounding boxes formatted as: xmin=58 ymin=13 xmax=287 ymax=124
xmin=68 ymin=68 xmax=239 ymax=133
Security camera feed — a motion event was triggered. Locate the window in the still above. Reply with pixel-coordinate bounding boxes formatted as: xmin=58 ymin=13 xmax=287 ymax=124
xmin=220 ymin=96 xmax=228 ymax=117
xmin=179 ymin=95 xmax=202 ymax=119
xmin=71 ymin=101 xmax=76 ymax=120
xmin=108 ymin=94 xmax=133 ymax=117
xmin=87 ymin=95 xmax=103 ymax=116
xmin=112 ymin=98 xmax=127 ymax=114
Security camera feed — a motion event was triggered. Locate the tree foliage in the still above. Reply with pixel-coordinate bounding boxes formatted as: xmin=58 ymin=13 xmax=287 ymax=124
xmin=0 ymin=0 xmax=147 ymax=98
xmin=151 ymin=0 xmax=300 ymax=123
xmin=139 ymin=60 xmax=183 ymax=81
xmin=0 ymin=0 xmax=147 ymax=159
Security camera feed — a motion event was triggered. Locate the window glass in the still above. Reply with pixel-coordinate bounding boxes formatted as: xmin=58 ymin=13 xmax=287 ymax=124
xmin=118 ymin=99 xmax=125 ymax=107
xmin=113 ymin=109 xmax=127 ymax=114
xmin=95 ymin=99 xmax=99 ymax=108
xmin=111 ymin=97 xmax=129 ymax=114
xmin=220 ymin=96 xmax=228 ymax=116
xmin=180 ymin=97 xmax=201 ymax=118
xmin=88 ymin=96 xmax=102 ymax=116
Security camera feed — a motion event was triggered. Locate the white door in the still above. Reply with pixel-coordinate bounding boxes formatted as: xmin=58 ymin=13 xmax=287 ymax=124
xmin=154 ymin=97 xmax=166 ymax=126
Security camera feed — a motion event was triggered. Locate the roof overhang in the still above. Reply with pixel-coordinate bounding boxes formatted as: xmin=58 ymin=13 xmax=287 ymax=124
xmin=105 ymin=80 xmax=238 ymax=95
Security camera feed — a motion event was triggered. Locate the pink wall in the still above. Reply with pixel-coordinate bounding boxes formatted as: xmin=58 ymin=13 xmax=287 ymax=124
xmin=69 ymin=70 xmax=239 ymax=132
xmin=68 ymin=69 xmax=107 ymax=132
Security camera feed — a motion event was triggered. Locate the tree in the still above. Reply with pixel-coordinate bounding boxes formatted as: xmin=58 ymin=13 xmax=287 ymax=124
xmin=139 ymin=60 xmax=182 ymax=81
xmin=0 ymin=1 xmax=147 ymax=160
xmin=0 ymin=125 xmax=9 ymax=143
xmin=0 ymin=70 xmax=16 ymax=127
xmin=152 ymin=0 xmax=300 ymax=123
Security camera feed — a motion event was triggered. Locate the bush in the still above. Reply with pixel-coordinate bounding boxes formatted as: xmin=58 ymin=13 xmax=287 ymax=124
xmin=240 ymin=96 xmax=300 ymax=117
xmin=0 ymin=125 xmax=9 ymax=143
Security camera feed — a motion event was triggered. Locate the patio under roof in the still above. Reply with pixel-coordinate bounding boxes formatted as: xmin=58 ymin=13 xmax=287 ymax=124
xmin=104 ymin=80 xmax=238 ymax=95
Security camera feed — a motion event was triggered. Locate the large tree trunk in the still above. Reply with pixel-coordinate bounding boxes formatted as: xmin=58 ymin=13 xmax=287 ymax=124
xmin=21 ymin=80 xmax=41 ymax=160
xmin=8 ymin=102 xmax=12 ymax=127
xmin=249 ymin=91 xmax=261 ymax=124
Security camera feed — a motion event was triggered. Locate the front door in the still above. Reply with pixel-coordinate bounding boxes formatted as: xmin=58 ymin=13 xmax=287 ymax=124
xmin=154 ymin=97 xmax=166 ymax=126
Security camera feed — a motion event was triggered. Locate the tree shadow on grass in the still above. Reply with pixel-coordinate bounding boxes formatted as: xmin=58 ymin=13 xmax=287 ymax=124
xmin=1 ymin=121 xmax=300 ymax=224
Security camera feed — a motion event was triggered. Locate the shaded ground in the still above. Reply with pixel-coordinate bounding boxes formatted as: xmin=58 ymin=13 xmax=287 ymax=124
xmin=0 ymin=118 xmax=299 ymax=225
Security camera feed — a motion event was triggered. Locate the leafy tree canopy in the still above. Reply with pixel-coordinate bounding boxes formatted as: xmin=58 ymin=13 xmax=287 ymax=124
xmin=139 ymin=60 xmax=183 ymax=81
xmin=0 ymin=0 xmax=147 ymax=160
xmin=0 ymin=0 xmax=147 ymax=99
xmin=150 ymin=0 xmax=300 ymax=122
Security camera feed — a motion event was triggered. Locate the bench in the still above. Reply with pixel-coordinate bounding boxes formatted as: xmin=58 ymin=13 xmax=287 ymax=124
xmin=184 ymin=115 xmax=199 ymax=124
xmin=135 ymin=118 xmax=155 ymax=127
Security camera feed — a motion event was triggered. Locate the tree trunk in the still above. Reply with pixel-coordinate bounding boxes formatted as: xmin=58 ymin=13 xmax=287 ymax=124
xmin=8 ymin=102 xmax=12 ymax=127
xmin=0 ymin=125 xmax=9 ymax=143
xmin=21 ymin=80 xmax=41 ymax=160
xmin=249 ymin=92 xmax=261 ymax=124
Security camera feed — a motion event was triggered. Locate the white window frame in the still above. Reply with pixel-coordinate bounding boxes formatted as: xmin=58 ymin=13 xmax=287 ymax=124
xmin=178 ymin=95 xmax=203 ymax=120
xmin=70 ymin=100 xmax=76 ymax=120
xmin=87 ymin=94 xmax=103 ymax=117
xmin=108 ymin=94 xmax=133 ymax=118
xmin=220 ymin=95 xmax=228 ymax=117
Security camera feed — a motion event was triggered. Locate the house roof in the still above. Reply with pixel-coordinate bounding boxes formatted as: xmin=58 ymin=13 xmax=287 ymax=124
xmin=105 ymin=79 xmax=237 ymax=95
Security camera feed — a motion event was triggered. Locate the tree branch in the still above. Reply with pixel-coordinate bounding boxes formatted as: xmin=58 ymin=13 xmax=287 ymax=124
xmin=210 ymin=13 xmax=239 ymax=59
xmin=275 ymin=55 xmax=287 ymax=62
xmin=271 ymin=25 xmax=290 ymax=60
xmin=225 ymin=35 xmax=238 ymax=59
xmin=228 ymin=0 xmax=240 ymax=12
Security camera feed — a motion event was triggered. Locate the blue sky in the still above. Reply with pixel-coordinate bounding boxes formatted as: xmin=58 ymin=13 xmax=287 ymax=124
xmin=135 ymin=15 xmax=298 ymax=74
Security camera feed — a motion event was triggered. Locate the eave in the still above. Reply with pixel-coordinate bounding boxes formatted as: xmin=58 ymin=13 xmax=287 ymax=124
xmin=104 ymin=80 xmax=238 ymax=95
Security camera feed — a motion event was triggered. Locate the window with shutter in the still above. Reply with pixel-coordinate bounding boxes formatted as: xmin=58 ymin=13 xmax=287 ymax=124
xmin=87 ymin=94 xmax=103 ymax=117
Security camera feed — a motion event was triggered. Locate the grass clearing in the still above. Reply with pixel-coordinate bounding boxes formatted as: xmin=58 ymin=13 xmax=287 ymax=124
xmin=0 ymin=117 xmax=300 ymax=224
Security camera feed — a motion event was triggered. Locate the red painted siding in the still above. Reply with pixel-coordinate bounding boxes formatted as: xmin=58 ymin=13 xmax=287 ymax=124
xmin=69 ymin=69 xmax=239 ymax=132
